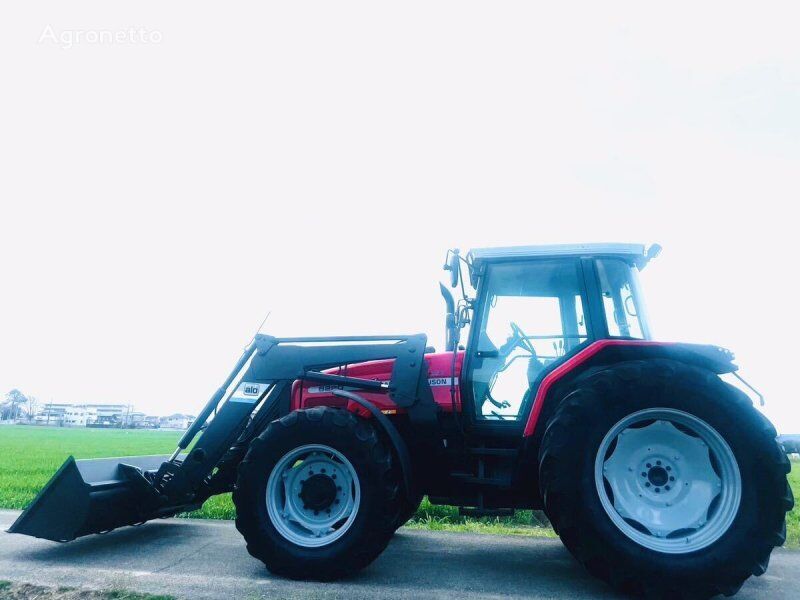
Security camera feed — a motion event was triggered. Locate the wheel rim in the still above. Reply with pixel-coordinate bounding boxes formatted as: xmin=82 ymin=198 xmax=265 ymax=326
xmin=594 ymin=408 xmax=741 ymax=554
xmin=266 ymin=444 xmax=360 ymax=548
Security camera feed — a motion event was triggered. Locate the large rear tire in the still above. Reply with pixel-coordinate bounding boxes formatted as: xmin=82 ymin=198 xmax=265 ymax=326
xmin=538 ymin=360 xmax=793 ymax=598
xmin=233 ymin=407 xmax=401 ymax=580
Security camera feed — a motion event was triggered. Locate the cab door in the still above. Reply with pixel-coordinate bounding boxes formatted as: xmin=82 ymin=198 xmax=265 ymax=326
xmin=462 ymin=258 xmax=594 ymax=429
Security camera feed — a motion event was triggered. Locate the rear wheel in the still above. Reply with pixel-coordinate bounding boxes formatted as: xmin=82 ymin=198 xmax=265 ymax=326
xmin=538 ymin=360 xmax=793 ymax=598
xmin=233 ymin=407 xmax=401 ymax=580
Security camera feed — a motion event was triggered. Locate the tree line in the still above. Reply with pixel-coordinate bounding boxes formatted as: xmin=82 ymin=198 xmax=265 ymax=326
xmin=1 ymin=389 xmax=39 ymax=421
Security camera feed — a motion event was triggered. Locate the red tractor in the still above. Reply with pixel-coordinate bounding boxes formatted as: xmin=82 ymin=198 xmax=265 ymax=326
xmin=10 ymin=244 xmax=793 ymax=597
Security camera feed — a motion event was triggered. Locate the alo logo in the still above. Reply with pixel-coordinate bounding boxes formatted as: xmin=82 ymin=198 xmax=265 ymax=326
xmin=243 ymin=384 xmax=260 ymax=396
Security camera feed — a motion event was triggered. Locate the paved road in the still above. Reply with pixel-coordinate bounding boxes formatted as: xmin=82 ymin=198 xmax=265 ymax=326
xmin=1 ymin=510 xmax=797 ymax=599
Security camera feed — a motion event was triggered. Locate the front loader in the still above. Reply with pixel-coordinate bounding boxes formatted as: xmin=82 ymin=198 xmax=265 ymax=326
xmin=9 ymin=243 xmax=793 ymax=598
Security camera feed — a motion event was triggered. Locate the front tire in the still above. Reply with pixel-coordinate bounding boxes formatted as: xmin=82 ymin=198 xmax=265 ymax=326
xmin=538 ymin=360 xmax=793 ymax=598
xmin=233 ymin=407 xmax=401 ymax=580
xmin=392 ymin=491 xmax=423 ymax=530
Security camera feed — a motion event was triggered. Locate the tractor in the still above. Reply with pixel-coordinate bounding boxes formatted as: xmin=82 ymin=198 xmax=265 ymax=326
xmin=9 ymin=243 xmax=793 ymax=597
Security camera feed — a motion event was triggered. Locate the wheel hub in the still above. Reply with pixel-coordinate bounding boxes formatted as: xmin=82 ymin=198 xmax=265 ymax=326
xmin=638 ymin=455 xmax=678 ymax=495
xmin=595 ymin=409 xmax=741 ymax=554
xmin=266 ymin=444 xmax=360 ymax=548
xmin=299 ymin=474 xmax=338 ymax=511
xmin=647 ymin=465 xmax=669 ymax=487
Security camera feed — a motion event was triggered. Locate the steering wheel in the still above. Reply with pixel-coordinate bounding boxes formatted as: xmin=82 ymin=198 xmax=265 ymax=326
xmin=509 ymin=321 xmax=536 ymax=354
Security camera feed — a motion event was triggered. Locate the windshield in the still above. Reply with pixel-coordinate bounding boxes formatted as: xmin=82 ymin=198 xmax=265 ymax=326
xmin=595 ymin=258 xmax=650 ymax=339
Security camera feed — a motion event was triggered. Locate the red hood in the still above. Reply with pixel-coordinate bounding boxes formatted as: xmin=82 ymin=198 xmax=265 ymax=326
xmin=291 ymin=351 xmax=465 ymax=414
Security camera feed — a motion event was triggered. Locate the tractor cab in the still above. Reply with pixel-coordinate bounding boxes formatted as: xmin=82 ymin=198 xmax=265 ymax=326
xmin=444 ymin=244 xmax=659 ymax=427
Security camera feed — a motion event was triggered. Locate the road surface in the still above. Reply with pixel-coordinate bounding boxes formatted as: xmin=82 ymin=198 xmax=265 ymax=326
xmin=0 ymin=510 xmax=797 ymax=599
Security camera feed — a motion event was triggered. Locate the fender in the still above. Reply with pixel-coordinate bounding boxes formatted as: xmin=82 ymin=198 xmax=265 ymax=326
xmin=522 ymin=339 xmax=738 ymax=437
xmin=331 ymin=389 xmax=415 ymax=502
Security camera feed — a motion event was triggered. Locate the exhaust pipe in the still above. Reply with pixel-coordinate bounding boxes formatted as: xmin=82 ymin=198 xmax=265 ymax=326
xmin=7 ymin=455 xmax=186 ymax=542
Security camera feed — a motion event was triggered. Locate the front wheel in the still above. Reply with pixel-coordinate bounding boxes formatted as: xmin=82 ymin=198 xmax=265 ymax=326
xmin=392 ymin=491 xmax=423 ymax=530
xmin=233 ymin=407 xmax=401 ymax=580
xmin=538 ymin=360 xmax=793 ymax=598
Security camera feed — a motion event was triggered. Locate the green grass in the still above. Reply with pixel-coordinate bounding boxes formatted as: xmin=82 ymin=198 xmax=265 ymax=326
xmin=102 ymin=591 xmax=175 ymax=600
xmin=403 ymin=497 xmax=556 ymax=537
xmin=787 ymin=459 xmax=800 ymax=548
xmin=0 ymin=580 xmax=174 ymax=599
xmin=0 ymin=426 xmax=797 ymax=544
xmin=0 ymin=426 xmax=182 ymax=510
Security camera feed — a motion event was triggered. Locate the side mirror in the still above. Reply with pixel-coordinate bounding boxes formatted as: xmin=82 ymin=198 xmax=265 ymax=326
xmin=445 ymin=250 xmax=460 ymax=288
xmin=644 ymin=243 xmax=662 ymax=267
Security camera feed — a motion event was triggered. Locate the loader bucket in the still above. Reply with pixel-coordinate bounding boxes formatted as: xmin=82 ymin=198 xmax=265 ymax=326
xmin=7 ymin=454 xmax=172 ymax=542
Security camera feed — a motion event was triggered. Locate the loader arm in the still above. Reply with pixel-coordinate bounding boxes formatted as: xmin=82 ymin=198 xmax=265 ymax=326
xmin=9 ymin=333 xmax=439 ymax=542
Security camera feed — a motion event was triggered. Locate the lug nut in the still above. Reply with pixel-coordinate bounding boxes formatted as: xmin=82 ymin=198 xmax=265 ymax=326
xmin=655 ymin=488 xmax=660 ymax=493
xmin=641 ymin=472 xmax=647 ymax=477
xmin=669 ymin=476 xmax=675 ymax=481
xmin=666 ymin=466 xmax=672 ymax=471
xmin=645 ymin=482 xmax=651 ymax=487
xmin=646 ymin=463 xmax=652 ymax=468
xmin=665 ymin=485 xmax=670 ymax=490
xmin=656 ymin=460 xmax=662 ymax=466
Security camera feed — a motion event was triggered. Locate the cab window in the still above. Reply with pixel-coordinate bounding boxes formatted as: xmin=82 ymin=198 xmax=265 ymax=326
xmin=471 ymin=260 xmax=588 ymax=421
xmin=595 ymin=258 xmax=647 ymax=339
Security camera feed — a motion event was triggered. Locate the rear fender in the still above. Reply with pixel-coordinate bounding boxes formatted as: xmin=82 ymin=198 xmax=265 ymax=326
xmin=523 ymin=339 xmax=737 ymax=439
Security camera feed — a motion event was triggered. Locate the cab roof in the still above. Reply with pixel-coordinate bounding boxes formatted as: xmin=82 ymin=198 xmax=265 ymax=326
xmin=468 ymin=243 xmax=648 ymax=269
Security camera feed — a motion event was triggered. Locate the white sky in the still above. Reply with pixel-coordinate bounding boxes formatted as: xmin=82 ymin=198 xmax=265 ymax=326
xmin=1 ymin=3 xmax=799 ymax=431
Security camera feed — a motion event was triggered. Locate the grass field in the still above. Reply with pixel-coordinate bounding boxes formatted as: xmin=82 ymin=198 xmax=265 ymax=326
xmin=0 ymin=426 xmax=796 ymax=543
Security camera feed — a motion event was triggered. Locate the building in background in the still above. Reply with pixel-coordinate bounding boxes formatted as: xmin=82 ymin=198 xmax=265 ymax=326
xmin=34 ymin=403 xmax=70 ymax=425
xmin=22 ymin=402 xmax=193 ymax=430
xmin=85 ymin=404 xmax=128 ymax=423
xmin=160 ymin=414 xmax=195 ymax=429
xmin=128 ymin=412 xmax=147 ymax=428
xmin=63 ymin=406 xmax=89 ymax=426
